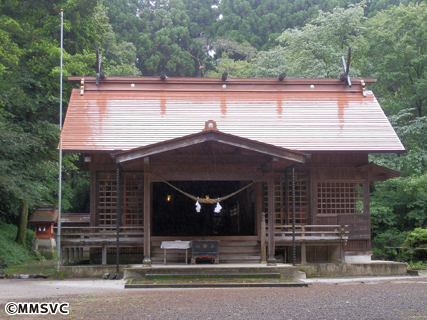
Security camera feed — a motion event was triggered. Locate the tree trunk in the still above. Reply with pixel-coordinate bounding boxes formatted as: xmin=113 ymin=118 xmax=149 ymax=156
xmin=15 ymin=201 xmax=28 ymax=247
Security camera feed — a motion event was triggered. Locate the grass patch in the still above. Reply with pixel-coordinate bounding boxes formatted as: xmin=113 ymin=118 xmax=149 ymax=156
xmin=406 ymin=261 xmax=427 ymax=270
xmin=4 ymin=259 xmax=56 ymax=276
xmin=0 ymin=222 xmax=40 ymax=267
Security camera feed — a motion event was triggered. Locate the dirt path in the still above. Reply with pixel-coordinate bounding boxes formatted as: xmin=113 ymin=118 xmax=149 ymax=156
xmin=1 ymin=275 xmax=427 ymax=319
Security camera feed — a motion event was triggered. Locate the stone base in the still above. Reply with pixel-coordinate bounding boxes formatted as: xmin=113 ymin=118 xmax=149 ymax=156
xmin=345 ymin=254 xmax=372 ymax=263
xmin=32 ymin=238 xmax=56 ymax=259
xmin=298 ymin=260 xmax=407 ymax=277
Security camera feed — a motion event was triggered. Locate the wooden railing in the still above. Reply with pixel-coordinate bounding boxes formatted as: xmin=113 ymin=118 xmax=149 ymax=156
xmin=261 ymin=216 xmax=349 ymax=263
xmin=54 ymin=226 xmax=144 ymax=265
xmin=57 ymin=226 xmax=144 ymax=240
xmin=273 ymin=224 xmax=348 ymax=241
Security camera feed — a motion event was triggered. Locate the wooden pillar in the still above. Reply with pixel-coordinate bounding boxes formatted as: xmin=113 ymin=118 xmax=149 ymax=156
xmin=363 ymin=172 xmax=371 ymax=258
xmin=64 ymin=248 xmax=69 ymax=265
xmin=301 ymin=243 xmax=306 ymax=264
xmin=261 ymin=212 xmax=267 ymax=263
xmin=101 ymin=245 xmax=107 ymax=265
xmin=340 ymin=242 xmax=346 ymax=262
xmin=70 ymin=247 xmax=75 ymax=262
xmin=115 ymin=164 xmax=122 ymax=273
xmin=143 ymin=157 xmax=152 ymax=266
xmin=90 ymin=166 xmax=97 ymax=227
xmin=79 ymin=247 xmax=84 ymax=260
xmin=267 ymin=174 xmax=276 ymax=266
xmin=291 ymin=165 xmax=296 ymax=266
xmin=254 ymin=182 xmax=263 ymax=241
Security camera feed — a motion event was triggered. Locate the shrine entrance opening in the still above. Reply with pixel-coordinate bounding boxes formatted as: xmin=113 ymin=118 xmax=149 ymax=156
xmin=152 ymin=181 xmax=255 ymax=237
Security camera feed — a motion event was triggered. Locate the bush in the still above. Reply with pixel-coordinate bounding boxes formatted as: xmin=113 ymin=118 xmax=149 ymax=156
xmin=371 ymin=229 xmax=408 ymax=261
xmin=402 ymin=228 xmax=427 ymax=262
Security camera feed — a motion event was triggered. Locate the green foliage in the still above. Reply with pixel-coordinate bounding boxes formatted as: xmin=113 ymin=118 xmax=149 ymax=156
xmin=206 ymin=54 xmax=256 ymax=78
xmin=0 ymin=222 xmax=37 ymax=267
xmin=0 ymin=1 xmax=99 ymax=230
xmin=210 ymin=0 xmax=361 ymax=51
xmin=105 ymin=0 xmax=195 ymax=76
xmin=371 ymin=174 xmax=427 ymax=233
xmin=212 ymin=37 xmax=258 ymax=61
xmin=102 ymin=28 xmax=141 ymax=77
xmin=406 ymin=261 xmax=427 ymax=270
xmin=253 ymin=47 xmax=289 ymax=78
xmin=403 ymin=228 xmax=427 ymax=248
xmin=0 ymin=16 xmax=22 ymax=76
xmin=370 ymin=111 xmax=427 ymax=176
xmin=371 ymin=229 xmax=407 ymax=261
xmin=273 ymin=2 xmax=366 ymax=78
xmin=364 ymin=3 xmax=427 ymax=117
xmin=402 ymin=228 xmax=427 ymax=262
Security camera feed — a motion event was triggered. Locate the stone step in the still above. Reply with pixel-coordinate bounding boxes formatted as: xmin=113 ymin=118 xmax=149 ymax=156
xmin=124 ymin=265 xmax=301 ymax=281
xmin=144 ymin=272 xmax=281 ymax=280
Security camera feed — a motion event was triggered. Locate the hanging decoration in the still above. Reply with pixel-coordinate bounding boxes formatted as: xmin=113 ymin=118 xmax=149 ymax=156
xmin=214 ymin=202 xmax=222 ymax=213
xmin=151 ymin=172 xmax=274 ymax=214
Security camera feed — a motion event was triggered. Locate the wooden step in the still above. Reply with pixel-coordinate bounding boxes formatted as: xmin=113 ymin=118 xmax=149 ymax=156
xmin=151 ymin=238 xmax=261 ymax=264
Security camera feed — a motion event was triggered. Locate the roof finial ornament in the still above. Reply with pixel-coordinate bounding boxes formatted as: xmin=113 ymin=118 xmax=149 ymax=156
xmin=96 ymin=45 xmax=106 ymax=86
xmin=203 ymin=120 xmax=218 ymax=131
xmin=339 ymin=47 xmax=351 ymax=87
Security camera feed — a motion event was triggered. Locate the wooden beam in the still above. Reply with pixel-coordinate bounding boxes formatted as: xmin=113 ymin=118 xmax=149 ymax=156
xmin=143 ymin=157 xmax=152 ymax=266
xmin=115 ymin=131 xmax=307 ymax=164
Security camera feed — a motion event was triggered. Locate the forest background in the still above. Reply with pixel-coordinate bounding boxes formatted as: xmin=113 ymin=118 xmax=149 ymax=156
xmin=1 ymin=0 xmax=427 ymax=262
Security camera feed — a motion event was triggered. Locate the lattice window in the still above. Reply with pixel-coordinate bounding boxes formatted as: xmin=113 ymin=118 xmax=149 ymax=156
xmin=263 ymin=172 xmax=309 ymax=225
xmin=317 ymin=182 xmax=364 ymax=214
xmin=98 ymin=172 xmax=117 ymax=227
xmin=97 ymin=172 xmax=144 ymax=227
xmin=122 ymin=172 xmax=144 ymax=226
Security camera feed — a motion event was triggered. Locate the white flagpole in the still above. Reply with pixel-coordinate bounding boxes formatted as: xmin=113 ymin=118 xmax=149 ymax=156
xmin=57 ymin=9 xmax=64 ymax=273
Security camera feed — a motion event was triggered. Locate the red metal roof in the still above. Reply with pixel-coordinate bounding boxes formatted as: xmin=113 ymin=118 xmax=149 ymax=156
xmin=62 ymin=77 xmax=405 ymax=153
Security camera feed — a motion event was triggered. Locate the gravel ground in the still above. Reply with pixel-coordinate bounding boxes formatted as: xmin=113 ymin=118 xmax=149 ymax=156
xmin=1 ymin=274 xmax=427 ymax=319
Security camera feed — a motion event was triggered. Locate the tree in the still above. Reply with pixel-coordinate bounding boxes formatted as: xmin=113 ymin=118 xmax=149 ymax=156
xmin=105 ymin=0 xmax=195 ymax=76
xmin=0 ymin=0 xmax=109 ymax=245
xmin=254 ymin=2 xmax=366 ymax=78
xmin=364 ymin=3 xmax=427 ymax=117
xmin=206 ymin=53 xmax=256 ymax=78
xmin=209 ymin=0 xmax=360 ymax=51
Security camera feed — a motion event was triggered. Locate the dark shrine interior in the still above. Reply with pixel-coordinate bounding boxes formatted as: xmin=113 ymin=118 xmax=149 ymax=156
xmin=152 ymin=181 xmax=255 ymax=237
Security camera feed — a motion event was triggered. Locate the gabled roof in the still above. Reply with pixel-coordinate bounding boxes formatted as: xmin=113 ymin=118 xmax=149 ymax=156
xmin=114 ymin=121 xmax=307 ymax=164
xmin=358 ymin=162 xmax=402 ymax=181
xmin=62 ymin=76 xmax=405 ymax=153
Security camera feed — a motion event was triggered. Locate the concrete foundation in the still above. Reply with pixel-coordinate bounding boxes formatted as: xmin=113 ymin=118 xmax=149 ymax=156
xmin=60 ymin=265 xmax=127 ymax=278
xmin=60 ymin=261 xmax=407 ymax=279
xmin=345 ymin=254 xmax=372 ymax=263
xmin=32 ymin=238 xmax=56 ymax=259
xmin=298 ymin=261 xmax=407 ymax=277
xmin=124 ymin=264 xmax=300 ymax=281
